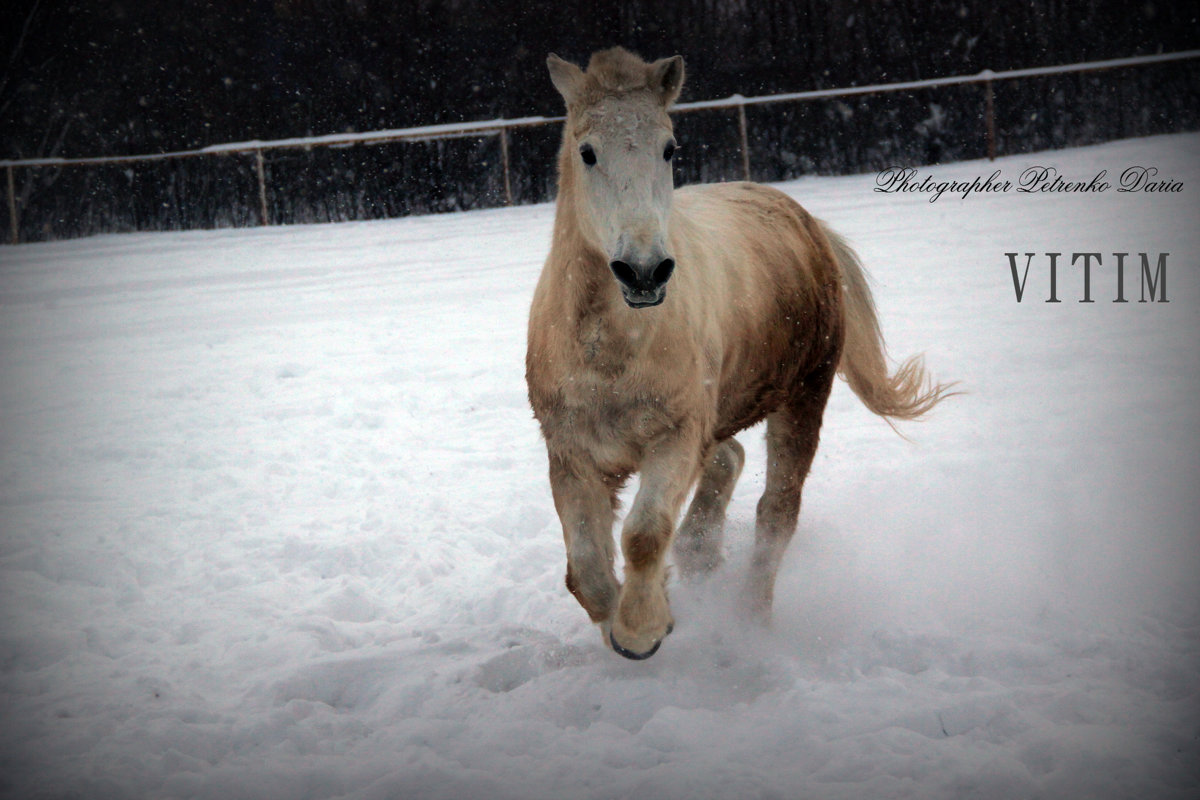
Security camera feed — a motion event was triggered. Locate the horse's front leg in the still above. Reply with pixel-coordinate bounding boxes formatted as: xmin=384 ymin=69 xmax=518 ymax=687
xmin=548 ymin=454 xmax=620 ymax=634
xmin=611 ymin=428 xmax=703 ymax=659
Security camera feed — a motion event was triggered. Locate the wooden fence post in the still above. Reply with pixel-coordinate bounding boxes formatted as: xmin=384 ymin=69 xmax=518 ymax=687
xmin=984 ymin=72 xmax=997 ymax=161
xmin=254 ymin=149 xmax=269 ymax=225
xmin=7 ymin=165 xmax=18 ymax=244
xmin=499 ymin=126 xmax=513 ymax=206
xmin=737 ymin=102 xmax=751 ymax=181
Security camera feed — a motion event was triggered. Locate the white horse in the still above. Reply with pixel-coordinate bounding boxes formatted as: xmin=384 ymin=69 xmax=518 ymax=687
xmin=526 ymin=48 xmax=952 ymax=659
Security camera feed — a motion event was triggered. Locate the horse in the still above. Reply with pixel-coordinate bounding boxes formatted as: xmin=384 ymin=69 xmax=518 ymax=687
xmin=525 ymin=47 xmax=953 ymax=660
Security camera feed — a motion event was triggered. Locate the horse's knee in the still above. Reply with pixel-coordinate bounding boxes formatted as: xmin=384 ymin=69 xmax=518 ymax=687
xmin=756 ymin=484 xmax=802 ymax=525
xmin=625 ymin=530 xmax=663 ymax=571
xmin=622 ymin=509 xmax=673 ymax=572
xmin=565 ymin=563 xmax=616 ymax=623
xmin=704 ymin=437 xmax=744 ymax=488
xmin=688 ymin=438 xmax=744 ymax=513
xmin=717 ymin=437 xmax=745 ymax=475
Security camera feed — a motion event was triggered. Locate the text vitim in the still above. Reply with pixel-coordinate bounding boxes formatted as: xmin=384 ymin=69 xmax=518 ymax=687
xmin=1006 ymin=252 xmax=1169 ymax=303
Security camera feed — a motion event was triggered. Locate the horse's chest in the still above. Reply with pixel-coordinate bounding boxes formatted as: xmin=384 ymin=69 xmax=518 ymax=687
xmin=541 ymin=377 xmax=680 ymax=471
xmin=575 ymin=315 xmax=633 ymax=379
xmin=530 ymin=312 xmax=690 ymax=470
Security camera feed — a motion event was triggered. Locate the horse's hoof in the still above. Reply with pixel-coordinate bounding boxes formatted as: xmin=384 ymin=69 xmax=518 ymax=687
xmin=610 ymin=622 xmax=673 ymax=661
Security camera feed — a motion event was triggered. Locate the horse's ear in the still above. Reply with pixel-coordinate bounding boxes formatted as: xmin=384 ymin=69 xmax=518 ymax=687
xmin=649 ymin=55 xmax=685 ymax=107
xmin=547 ymin=53 xmax=585 ymax=107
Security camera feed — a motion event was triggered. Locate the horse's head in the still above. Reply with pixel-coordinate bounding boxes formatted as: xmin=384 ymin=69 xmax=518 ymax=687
xmin=548 ymin=48 xmax=684 ymax=309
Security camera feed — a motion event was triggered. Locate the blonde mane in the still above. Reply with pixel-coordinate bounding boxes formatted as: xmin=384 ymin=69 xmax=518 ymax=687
xmin=552 ymin=47 xmax=685 ymax=113
xmin=584 ymin=47 xmax=660 ymax=93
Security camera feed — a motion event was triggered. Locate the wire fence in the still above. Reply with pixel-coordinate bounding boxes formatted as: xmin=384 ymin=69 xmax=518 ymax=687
xmin=4 ymin=49 xmax=1198 ymax=244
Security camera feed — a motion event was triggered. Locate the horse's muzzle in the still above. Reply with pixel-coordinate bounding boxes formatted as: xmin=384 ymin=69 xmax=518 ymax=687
xmin=622 ymin=290 xmax=665 ymax=309
xmin=610 ymin=257 xmax=675 ymax=309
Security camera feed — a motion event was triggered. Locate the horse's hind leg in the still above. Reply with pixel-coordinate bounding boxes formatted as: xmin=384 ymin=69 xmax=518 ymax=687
xmin=744 ymin=370 xmax=836 ymax=618
xmin=673 ymin=438 xmax=745 ymax=577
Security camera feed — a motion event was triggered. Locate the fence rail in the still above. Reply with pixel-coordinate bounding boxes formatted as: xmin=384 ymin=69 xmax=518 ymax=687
xmin=4 ymin=49 xmax=1199 ymax=244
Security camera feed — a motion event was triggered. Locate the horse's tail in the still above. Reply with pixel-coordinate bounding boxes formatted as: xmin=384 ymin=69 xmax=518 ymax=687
xmin=824 ymin=224 xmax=956 ymax=422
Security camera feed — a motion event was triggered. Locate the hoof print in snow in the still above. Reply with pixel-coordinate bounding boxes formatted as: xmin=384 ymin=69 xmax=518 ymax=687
xmin=275 ymin=363 xmax=310 ymax=380
xmin=474 ymin=647 xmax=540 ymax=693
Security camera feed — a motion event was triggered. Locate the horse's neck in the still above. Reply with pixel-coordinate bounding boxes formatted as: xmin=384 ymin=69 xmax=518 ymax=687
xmin=548 ymin=170 xmax=616 ymax=325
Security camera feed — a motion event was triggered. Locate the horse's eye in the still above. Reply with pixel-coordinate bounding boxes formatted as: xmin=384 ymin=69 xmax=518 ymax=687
xmin=579 ymin=144 xmax=597 ymax=167
xmin=663 ymin=142 xmax=677 ymax=162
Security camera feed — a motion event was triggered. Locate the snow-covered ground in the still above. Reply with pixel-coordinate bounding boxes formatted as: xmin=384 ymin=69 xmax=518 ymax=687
xmin=1 ymin=133 xmax=1197 ymax=800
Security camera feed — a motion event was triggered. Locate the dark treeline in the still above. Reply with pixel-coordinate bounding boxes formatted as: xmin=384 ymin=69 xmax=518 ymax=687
xmin=2 ymin=0 xmax=1198 ymax=240
xmin=4 ymin=0 xmax=1196 ymax=159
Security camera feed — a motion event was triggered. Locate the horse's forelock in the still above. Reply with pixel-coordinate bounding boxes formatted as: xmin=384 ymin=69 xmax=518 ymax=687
xmin=583 ymin=47 xmax=655 ymax=96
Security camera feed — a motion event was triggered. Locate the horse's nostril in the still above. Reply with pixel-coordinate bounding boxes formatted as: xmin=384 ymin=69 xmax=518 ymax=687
xmin=652 ymin=258 xmax=676 ymax=286
xmin=610 ymin=260 xmax=638 ymax=288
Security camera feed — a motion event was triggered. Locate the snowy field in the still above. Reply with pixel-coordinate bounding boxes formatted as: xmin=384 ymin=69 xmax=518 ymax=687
xmin=1 ymin=133 xmax=1198 ymax=799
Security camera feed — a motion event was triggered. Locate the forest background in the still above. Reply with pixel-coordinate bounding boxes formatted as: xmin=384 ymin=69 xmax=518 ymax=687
xmin=2 ymin=0 xmax=1197 ymax=240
